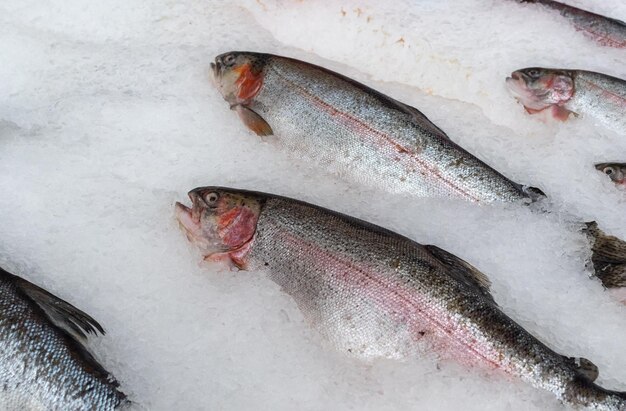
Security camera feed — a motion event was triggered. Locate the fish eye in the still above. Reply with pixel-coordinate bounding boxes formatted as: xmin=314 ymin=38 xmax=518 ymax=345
xmin=204 ymin=192 xmax=220 ymax=206
xmin=604 ymin=167 xmax=614 ymax=176
xmin=526 ymin=69 xmax=541 ymax=78
xmin=223 ymin=54 xmax=236 ymax=66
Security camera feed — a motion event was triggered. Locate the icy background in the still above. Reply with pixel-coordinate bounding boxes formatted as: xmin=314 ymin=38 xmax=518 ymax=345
xmin=1 ymin=0 xmax=625 ymax=410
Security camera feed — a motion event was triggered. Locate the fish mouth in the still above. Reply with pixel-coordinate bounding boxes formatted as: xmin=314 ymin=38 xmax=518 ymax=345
xmin=506 ymin=72 xmax=548 ymax=111
xmin=210 ymin=59 xmax=222 ymax=80
xmin=175 ymin=198 xmax=201 ymax=239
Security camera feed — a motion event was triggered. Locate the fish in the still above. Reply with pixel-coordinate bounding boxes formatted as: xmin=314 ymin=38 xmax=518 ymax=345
xmin=515 ymin=0 xmax=626 ymax=48
xmin=506 ymin=68 xmax=626 ymax=133
xmin=175 ymin=186 xmax=626 ymax=410
xmin=0 ymin=266 xmax=127 ymax=411
xmin=596 ymin=162 xmax=626 ymax=186
xmin=210 ymin=51 xmax=544 ymax=204
xmin=210 ymin=51 xmax=626 ymax=294
xmin=586 ymin=222 xmax=626 ymax=290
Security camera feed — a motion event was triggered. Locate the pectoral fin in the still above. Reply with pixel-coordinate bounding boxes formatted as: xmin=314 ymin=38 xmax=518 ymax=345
xmin=234 ymin=105 xmax=273 ymax=136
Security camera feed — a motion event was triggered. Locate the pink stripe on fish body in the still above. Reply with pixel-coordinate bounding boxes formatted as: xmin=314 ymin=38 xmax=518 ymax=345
xmin=268 ymin=66 xmax=482 ymax=203
xmin=255 ymin=225 xmax=513 ymax=374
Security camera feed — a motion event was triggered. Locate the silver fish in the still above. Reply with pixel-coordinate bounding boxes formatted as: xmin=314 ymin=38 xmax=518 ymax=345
xmin=516 ymin=0 xmax=626 ymax=48
xmin=211 ymin=52 xmax=542 ymax=204
xmin=210 ymin=51 xmax=626 ymax=293
xmin=506 ymin=68 xmax=626 ymax=133
xmin=0 ymin=267 xmax=127 ymax=411
xmin=596 ymin=162 xmax=626 ymax=186
xmin=176 ymin=186 xmax=626 ymax=410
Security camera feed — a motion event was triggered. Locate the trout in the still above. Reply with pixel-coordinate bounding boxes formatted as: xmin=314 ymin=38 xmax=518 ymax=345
xmin=210 ymin=51 xmax=626 ymax=292
xmin=506 ymin=68 xmax=626 ymax=133
xmin=176 ymin=186 xmax=626 ymax=410
xmin=211 ymin=52 xmax=543 ymax=204
xmin=0 ymin=267 xmax=127 ymax=410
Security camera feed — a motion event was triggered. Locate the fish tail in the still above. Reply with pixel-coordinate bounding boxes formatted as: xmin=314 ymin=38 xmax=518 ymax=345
xmin=584 ymin=222 xmax=626 ymax=289
xmin=564 ymin=378 xmax=626 ymax=410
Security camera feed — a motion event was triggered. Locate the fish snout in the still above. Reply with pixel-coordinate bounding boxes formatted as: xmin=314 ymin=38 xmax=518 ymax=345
xmin=175 ymin=201 xmax=200 ymax=238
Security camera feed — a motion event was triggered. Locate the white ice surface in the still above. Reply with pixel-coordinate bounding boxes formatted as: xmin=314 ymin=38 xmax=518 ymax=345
xmin=0 ymin=0 xmax=625 ymax=410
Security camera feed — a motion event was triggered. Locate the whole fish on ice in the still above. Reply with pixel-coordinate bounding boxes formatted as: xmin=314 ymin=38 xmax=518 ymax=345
xmin=506 ymin=68 xmax=626 ymax=133
xmin=211 ymin=52 xmax=543 ymax=204
xmin=0 ymin=266 xmax=127 ymax=411
xmin=176 ymin=186 xmax=626 ymax=410
xmin=210 ymin=51 xmax=626 ymax=294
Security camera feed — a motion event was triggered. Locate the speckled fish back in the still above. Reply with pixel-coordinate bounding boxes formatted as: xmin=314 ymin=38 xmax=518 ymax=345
xmin=250 ymin=56 xmax=530 ymax=203
xmin=241 ymin=195 xmax=626 ymax=409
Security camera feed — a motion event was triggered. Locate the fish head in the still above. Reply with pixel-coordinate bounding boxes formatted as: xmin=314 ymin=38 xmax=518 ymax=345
xmin=175 ymin=187 xmax=263 ymax=260
xmin=595 ymin=163 xmax=626 ymax=184
xmin=506 ymin=68 xmax=575 ymax=111
xmin=211 ymin=52 xmax=268 ymax=106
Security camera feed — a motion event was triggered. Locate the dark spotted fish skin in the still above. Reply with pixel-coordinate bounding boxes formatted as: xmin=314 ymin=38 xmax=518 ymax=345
xmin=212 ymin=52 xmax=539 ymax=204
xmin=177 ymin=187 xmax=626 ymax=410
xmin=0 ymin=267 xmax=126 ymax=411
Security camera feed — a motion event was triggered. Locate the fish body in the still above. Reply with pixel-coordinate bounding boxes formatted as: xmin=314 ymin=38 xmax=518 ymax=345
xmin=176 ymin=187 xmax=626 ymax=410
xmin=596 ymin=162 xmax=626 ymax=186
xmin=0 ymin=267 xmax=126 ymax=411
xmin=212 ymin=52 xmax=540 ymax=204
xmin=507 ymin=68 xmax=626 ymax=133
xmin=518 ymin=0 xmax=626 ymax=48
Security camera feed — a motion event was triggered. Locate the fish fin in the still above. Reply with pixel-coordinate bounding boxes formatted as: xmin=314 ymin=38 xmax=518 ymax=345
xmin=0 ymin=268 xmax=127 ymax=402
xmin=551 ymin=105 xmax=572 ymax=121
xmin=234 ymin=105 xmax=273 ymax=136
xmin=524 ymin=105 xmax=572 ymax=121
xmin=584 ymin=222 xmax=626 ymax=288
xmin=425 ymin=245 xmax=494 ymax=302
xmin=522 ymin=185 xmax=546 ymax=202
xmin=399 ymin=103 xmax=451 ymax=140
xmin=564 ymin=356 xmax=599 ymax=382
xmin=14 ymin=276 xmax=105 ymax=340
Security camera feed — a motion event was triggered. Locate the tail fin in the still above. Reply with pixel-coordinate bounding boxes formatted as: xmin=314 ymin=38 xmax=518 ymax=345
xmin=584 ymin=222 xmax=626 ymax=288
xmin=565 ymin=377 xmax=626 ymax=410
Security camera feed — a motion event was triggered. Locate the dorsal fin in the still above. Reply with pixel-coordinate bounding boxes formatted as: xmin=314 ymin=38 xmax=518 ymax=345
xmin=425 ymin=245 xmax=494 ymax=303
xmin=564 ymin=356 xmax=599 ymax=382
xmin=13 ymin=275 xmax=105 ymax=341
xmin=398 ymin=102 xmax=451 ymax=140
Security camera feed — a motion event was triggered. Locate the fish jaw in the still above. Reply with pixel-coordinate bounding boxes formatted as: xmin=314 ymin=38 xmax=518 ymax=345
xmin=175 ymin=201 xmax=205 ymax=246
xmin=506 ymin=73 xmax=551 ymax=111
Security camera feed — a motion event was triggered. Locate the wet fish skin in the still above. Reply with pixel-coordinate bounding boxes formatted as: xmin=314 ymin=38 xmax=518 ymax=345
xmin=0 ymin=267 xmax=127 ymax=411
xmin=211 ymin=52 xmax=540 ymax=204
xmin=517 ymin=0 xmax=626 ymax=48
xmin=596 ymin=163 xmax=626 ymax=185
xmin=506 ymin=68 xmax=626 ymax=133
xmin=176 ymin=187 xmax=626 ymax=410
